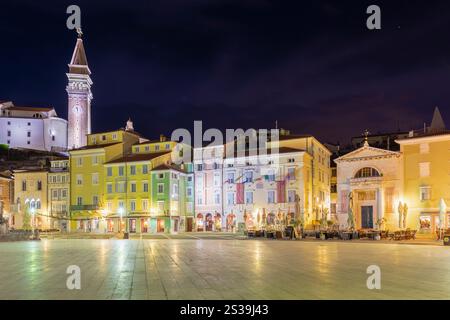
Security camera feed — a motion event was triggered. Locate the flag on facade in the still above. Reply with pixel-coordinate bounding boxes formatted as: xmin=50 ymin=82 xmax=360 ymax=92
xmin=277 ymin=180 xmax=286 ymax=203
xmin=236 ymin=183 xmax=245 ymax=204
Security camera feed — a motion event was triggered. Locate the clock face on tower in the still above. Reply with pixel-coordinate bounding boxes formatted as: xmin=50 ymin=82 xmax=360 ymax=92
xmin=73 ymin=104 xmax=81 ymax=114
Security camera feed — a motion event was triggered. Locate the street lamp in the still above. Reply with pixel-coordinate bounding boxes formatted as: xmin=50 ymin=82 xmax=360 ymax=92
xmin=118 ymin=207 xmax=124 ymax=233
xmin=30 ymin=207 xmax=35 ymax=239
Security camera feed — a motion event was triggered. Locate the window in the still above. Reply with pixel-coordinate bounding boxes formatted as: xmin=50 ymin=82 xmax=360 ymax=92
xmin=135 ymin=147 xmax=140 ymax=153
xmin=420 ymin=186 xmax=431 ymax=201
xmin=245 ymin=171 xmax=253 ymax=183
xmin=165 ymin=143 xmax=170 ymax=150
xmin=130 ymin=200 xmax=136 ymax=212
xmin=27 ymin=131 xmax=31 ymax=137
xmin=419 ymin=162 xmax=430 ymax=178
xmin=7 ymin=130 xmax=11 ymax=137
xmin=107 ymin=167 xmax=112 ymax=176
xmin=420 ymin=143 xmax=429 ymax=154
xmin=116 ymin=181 xmax=125 ymax=193
xmin=92 ymin=156 xmax=98 ymax=165
xmin=142 ymin=199 xmax=149 ymax=211
xmin=267 ymin=190 xmax=275 ymax=204
xmin=130 ymin=165 xmax=136 ymax=175
xmin=245 ymin=191 xmax=253 ymax=204
xmin=142 ymin=165 xmax=148 ymax=174
xmin=102 ymin=135 xmax=106 ymax=141
xmin=52 ymin=135 xmax=55 ymax=141
xmin=197 ymin=193 xmax=203 ymax=205
xmin=77 ymin=197 xmax=83 ymax=206
xmin=143 ymin=182 xmax=149 ymax=192
xmin=187 ymin=187 xmax=193 ymax=197
xmin=145 ymin=146 xmax=150 ymax=152
xmin=158 ymin=173 xmax=164 ymax=179
xmin=354 ymin=167 xmax=380 ymax=178
xmin=36 ymin=200 xmax=41 ymax=209
xmin=93 ymin=196 xmax=99 ymax=206
xmin=118 ymin=201 xmax=124 ymax=210
xmin=157 ymin=201 xmax=164 ymax=213
xmin=52 ymin=189 xmax=58 ymax=199
xmin=155 ymin=145 xmax=160 ymax=151
xmin=62 ymin=189 xmax=68 ymax=199
xmin=214 ymin=173 xmax=221 ymax=187
xmin=158 ymin=183 xmax=164 ymax=193
xmin=112 ymin=133 xmax=117 ymax=140
xmin=288 ymin=190 xmax=296 ymax=203
xmin=131 ymin=182 xmax=136 ymax=193
xmin=27 ymin=141 xmax=30 ymax=145
xmin=197 ymin=164 xmax=203 ymax=171
xmin=107 ymin=201 xmax=113 ymax=212
xmin=214 ymin=192 xmax=221 ymax=204
xmin=76 ymin=157 xmax=83 ymax=167
xmin=76 ymin=174 xmax=83 ymax=185
xmin=227 ymin=172 xmax=235 ymax=183
xmin=118 ymin=166 xmax=124 ymax=176
xmin=27 ymin=122 xmax=31 ymax=126
xmin=227 ymin=192 xmax=235 ymax=205
xmin=187 ymin=176 xmax=193 ymax=182
xmin=107 ymin=183 xmax=113 ymax=194
xmin=266 ymin=170 xmax=276 ymax=182
xmin=92 ymin=173 xmax=99 ymax=185
xmin=37 ymin=180 xmax=42 ymax=191
xmin=22 ymin=180 xmax=26 ymax=191
xmin=91 ymin=136 xmax=97 ymax=144
xmin=173 ymin=184 xmax=179 ymax=196
xmin=287 ymin=168 xmax=295 ymax=180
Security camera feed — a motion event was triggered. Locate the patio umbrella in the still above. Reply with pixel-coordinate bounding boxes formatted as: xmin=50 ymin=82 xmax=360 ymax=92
xmin=347 ymin=192 xmax=355 ymax=230
xmin=439 ymin=198 xmax=447 ymax=229
xmin=398 ymin=202 xmax=404 ymax=229
xmin=257 ymin=211 xmax=261 ymax=225
xmin=402 ymin=203 xmax=408 ymax=229
xmin=262 ymin=208 xmax=267 ymax=226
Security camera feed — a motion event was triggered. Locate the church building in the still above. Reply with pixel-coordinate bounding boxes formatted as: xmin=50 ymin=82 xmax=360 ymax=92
xmin=335 ymin=136 xmax=403 ymax=231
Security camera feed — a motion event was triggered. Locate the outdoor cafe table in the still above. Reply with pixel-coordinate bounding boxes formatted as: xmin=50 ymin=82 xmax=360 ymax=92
xmin=341 ymin=231 xmax=354 ymax=240
xmin=366 ymin=230 xmax=381 ymax=240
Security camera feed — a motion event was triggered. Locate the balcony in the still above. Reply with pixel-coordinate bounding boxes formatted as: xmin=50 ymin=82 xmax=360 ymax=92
xmin=70 ymin=205 xmax=99 ymax=211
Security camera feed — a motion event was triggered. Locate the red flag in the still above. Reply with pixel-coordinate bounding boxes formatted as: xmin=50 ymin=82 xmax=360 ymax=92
xmin=236 ymin=183 xmax=244 ymax=204
xmin=277 ymin=180 xmax=286 ymax=203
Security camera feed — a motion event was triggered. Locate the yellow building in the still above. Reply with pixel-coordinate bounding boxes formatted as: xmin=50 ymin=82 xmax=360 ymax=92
xmin=396 ymin=108 xmax=449 ymax=235
xmin=268 ymin=133 xmax=332 ymax=225
xmin=69 ymin=126 xmax=141 ymax=232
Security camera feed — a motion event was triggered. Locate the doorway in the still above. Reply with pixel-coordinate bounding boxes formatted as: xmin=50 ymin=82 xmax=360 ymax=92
xmin=361 ymin=206 xmax=374 ymax=229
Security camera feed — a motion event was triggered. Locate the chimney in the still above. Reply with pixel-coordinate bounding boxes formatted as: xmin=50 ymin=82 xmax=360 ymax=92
xmin=160 ymin=134 xmax=166 ymax=142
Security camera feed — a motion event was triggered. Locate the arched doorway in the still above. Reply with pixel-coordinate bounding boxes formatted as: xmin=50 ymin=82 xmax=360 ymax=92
xmin=196 ymin=213 xmax=204 ymax=231
xmin=205 ymin=213 xmax=213 ymax=231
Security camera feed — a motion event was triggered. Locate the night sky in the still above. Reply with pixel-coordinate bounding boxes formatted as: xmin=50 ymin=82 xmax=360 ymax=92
xmin=1 ymin=0 xmax=449 ymax=145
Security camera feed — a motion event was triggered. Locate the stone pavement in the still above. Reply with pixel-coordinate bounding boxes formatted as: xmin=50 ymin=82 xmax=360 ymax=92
xmin=0 ymin=239 xmax=449 ymax=300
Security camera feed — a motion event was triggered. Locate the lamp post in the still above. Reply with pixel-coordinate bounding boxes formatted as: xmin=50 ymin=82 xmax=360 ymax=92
xmin=118 ymin=207 xmax=124 ymax=233
xmin=30 ymin=207 xmax=35 ymax=239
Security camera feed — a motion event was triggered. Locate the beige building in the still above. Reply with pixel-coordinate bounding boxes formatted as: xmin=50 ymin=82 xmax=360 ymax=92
xmin=12 ymin=169 xmax=51 ymax=230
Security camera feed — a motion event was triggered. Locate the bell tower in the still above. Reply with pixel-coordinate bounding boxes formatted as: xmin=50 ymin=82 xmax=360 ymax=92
xmin=66 ymin=29 xmax=92 ymax=149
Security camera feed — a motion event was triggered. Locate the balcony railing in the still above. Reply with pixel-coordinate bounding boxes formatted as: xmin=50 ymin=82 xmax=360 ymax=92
xmin=70 ymin=205 xmax=100 ymax=211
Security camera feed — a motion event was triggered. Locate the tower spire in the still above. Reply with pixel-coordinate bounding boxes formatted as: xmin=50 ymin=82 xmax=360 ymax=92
xmin=67 ymin=33 xmax=93 ymax=149
xmin=430 ymin=106 xmax=446 ymax=132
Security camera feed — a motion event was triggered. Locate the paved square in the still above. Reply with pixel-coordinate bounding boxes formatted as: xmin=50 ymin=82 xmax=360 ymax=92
xmin=0 ymin=239 xmax=449 ymax=299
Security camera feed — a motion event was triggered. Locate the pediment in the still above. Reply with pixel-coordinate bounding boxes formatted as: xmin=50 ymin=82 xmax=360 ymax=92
xmin=335 ymin=146 xmax=401 ymax=162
